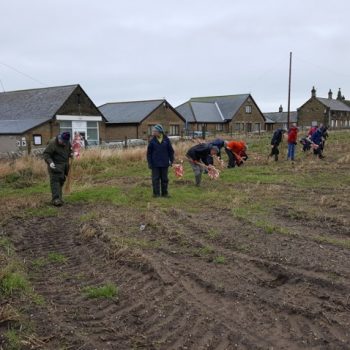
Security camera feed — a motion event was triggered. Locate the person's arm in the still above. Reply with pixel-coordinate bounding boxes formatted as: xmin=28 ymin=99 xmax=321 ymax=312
xmin=168 ymin=139 xmax=175 ymax=165
xmin=147 ymin=142 xmax=153 ymax=168
xmin=43 ymin=141 xmax=55 ymax=165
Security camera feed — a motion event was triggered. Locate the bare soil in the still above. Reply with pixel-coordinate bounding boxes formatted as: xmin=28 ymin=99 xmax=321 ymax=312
xmin=4 ymin=194 xmax=350 ymax=350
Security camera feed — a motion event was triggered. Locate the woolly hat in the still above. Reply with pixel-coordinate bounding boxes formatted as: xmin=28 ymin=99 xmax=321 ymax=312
xmin=210 ymin=145 xmax=219 ymax=153
xmin=152 ymin=124 xmax=164 ymax=133
xmin=58 ymin=132 xmax=71 ymax=144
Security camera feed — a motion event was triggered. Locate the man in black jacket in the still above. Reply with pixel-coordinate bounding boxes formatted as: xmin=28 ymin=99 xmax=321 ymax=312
xmin=186 ymin=143 xmax=219 ymax=186
xmin=147 ymin=124 xmax=174 ymax=197
xmin=43 ymin=132 xmax=72 ymax=206
xmin=269 ymin=128 xmax=286 ymax=161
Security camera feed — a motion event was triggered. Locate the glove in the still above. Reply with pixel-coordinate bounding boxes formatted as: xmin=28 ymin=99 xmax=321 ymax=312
xmin=49 ymin=162 xmax=56 ymax=169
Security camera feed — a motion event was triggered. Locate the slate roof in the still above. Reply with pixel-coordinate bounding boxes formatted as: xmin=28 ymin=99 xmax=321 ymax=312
xmin=0 ymin=85 xmax=78 ymax=134
xmin=316 ymin=97 xmax=350 ymax=112
xmin=99 ymin=100 xmax=166 ymax=124
xmin=176 ymin=94 xmax=252 ymax=123
xmin=263 ymin=111 xmax=298 ymax=124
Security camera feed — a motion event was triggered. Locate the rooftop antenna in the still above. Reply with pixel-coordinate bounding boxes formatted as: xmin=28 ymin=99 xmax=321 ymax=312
xmin=287 ymin=51 xmax=292 ymax=128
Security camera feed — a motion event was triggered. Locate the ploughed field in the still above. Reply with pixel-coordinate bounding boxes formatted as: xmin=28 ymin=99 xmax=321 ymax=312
xmin=1 ymin=132 xmax=350 ymax=349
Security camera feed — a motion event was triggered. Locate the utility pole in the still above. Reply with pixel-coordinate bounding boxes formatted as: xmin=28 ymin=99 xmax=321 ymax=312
xmin=287 ymin=51 xmax=292 ymax=129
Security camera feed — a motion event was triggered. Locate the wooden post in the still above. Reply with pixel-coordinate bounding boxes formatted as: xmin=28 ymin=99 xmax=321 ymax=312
xmin=287 ymin=51 xmax=292 ymax=129
xmin=124 ymin=136 xmax=128 ymax=148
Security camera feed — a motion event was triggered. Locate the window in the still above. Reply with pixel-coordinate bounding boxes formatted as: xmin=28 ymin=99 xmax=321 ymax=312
xmin=246 ymin=123 xmax=252 ymax=132
xmin=148 ymin=124 xmax=156 ymax=135
xmin=87 ymin=121 xmax=99 ymax=145
xmin=254 ymin=123 xmax=260 ymax=132
xmin=59 ymin=121 xmax=72 ymax=136
xmin=235 ymin=123 xmax=240 ymax=131
xmin=245 ymin=105 xmax=252 ymax=114
xmin=216 ymin=123 xmax=223 ymax=132
xmin=169 ymin=124 xmax=180 ymax=136
xmin=33 ymin=134 xmax=42 ymax=145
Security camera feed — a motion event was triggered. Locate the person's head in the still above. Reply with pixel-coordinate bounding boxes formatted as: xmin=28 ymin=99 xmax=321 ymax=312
xmin=57 ymin=132 xmax=70 ymax=145
xmin=152 ymin=124 xmax=164 ymax=137
xmin=292 ymin=123 xmax=297 ymax=127
xmin=210 ymin=145 xmax=219 ymax=156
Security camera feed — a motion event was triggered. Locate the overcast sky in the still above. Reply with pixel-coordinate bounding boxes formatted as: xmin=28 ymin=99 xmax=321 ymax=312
xmin=1 ymin=0 xmax=350 ymax=111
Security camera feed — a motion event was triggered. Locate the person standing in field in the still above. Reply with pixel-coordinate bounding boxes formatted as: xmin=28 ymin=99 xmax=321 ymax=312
xmin=269 ymin=128 xmax=286 ymax=161
xmin=147 ymin=124 xmax=174 ymax=198
xmin=225 ymin=140 xmax=248 ymax=168
xmin=43 ymin=132 xmax=72 ymax=206
xmin=186 ymin=143 xmax=219 ymax=186
xmin=287 ymin=123 xmax=298 ymax=161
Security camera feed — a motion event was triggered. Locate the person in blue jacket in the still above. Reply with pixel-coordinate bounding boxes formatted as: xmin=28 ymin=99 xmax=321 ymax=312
xmin=311 ymin=127 xmax=325 ymax=159
xmin=147 ymin=124 xmax=174 ymax=197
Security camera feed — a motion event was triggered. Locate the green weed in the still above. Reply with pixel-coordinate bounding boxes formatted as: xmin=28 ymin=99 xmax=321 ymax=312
xmin=0 ymin=271 xmax=29 ymax=296
xmin=47 ymin=252 xmax=68 ymax=264
xmin=213 ymin=255 xmax=226 ymax=264
xmin=25 ymin=206 xmax=58 ymax=218
xmin=83 ymin=283 xmax=118 ymax=299
xmin=4 ymin=329 xmax=21 ymax=350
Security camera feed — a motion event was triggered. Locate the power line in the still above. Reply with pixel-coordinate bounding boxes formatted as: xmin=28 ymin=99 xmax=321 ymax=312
xmin=0 ymin=78 xmax=5 ymax=92
xmin=0 ymin=61 xmax=47 ymax=87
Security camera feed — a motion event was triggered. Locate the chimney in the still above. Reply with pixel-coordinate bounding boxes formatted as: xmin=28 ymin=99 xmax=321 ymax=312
xmin=311 ymin=86 xmax=316 ymax=98
xmin=328 ymin=89 xmax=333 ymax=99
xmin=337 ymin=88 xmax=342 ymax=100
xmin=278 ymin=105 xmax=283 ymax=113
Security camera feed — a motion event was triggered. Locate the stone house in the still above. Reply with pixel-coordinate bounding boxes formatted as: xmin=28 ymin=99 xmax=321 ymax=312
xmin=298 ymin=87 xmax=350 ymax=129
xmin=176 ymin=94 xmax=266 ymax=133
xmin=0 ymin=84 xmax=105 ymax=155
xmin=264 ymin=105 xmax=298 ymax=130
xmin=99 ymin=99 xmax=186 ymax=141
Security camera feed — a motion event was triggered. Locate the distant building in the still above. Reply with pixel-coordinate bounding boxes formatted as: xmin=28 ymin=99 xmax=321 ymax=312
xmin=176 ymin=94 xmax=266 ymax=133
xmin=264 ymin=105 xmax=298 ymax=130
xmin=0 ymin=84 xmax=105 ymax=155
xmin=99 ymin=99 xmax=186 ymax=141
xmin=298 ymin=87 xmax=350 ymax=129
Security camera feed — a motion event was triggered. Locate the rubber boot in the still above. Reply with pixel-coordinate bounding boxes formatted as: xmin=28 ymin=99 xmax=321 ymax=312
xmin=195 ymin=174 xmax=201 ymax=186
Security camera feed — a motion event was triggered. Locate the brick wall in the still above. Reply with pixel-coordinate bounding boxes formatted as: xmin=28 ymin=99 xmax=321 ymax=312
xmin=298 ymin=98 xmax=328 ymax=127
xmin=138 ymin=104 xmax=185 ymax=139
xmin=105 ymin=125 xmax=138 ymax=142
xmin=229 ymin=98 xmax=265 ymax=132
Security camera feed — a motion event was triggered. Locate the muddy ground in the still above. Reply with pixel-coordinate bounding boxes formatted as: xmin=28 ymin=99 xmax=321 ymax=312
xmin=3 ymin=185 xmax=350 ymax=350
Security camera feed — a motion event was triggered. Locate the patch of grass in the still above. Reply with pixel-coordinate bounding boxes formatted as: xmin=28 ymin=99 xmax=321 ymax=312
xmin=0 ymin=237 xmax=13 ymax=255
xmin=207 ymin=228 xmax=220 ymax=240
xmin=47 ymin=252 xmax=68 ymax=264
xmin=25 ymin=206 xmax=58 ymax=218
xmin=67 ymin=186 xmax=129 ymax=205
xmin=0 ymin=271 xmax=30 ymax=296
xmin=83 ymin=283 xmax=119 ymax=299
xmin=213 ymin=255 xmax=226 ymax=264
xmin=31 ymin=257 xmax=47 ymax=269
xmin=255 ymin=220 xmax=291 ymax=236
xmin=4 ymin=329 xmax=21 ymax=350
xmin=314 ymin=236 xmax=350 ymax=249
xmin=79 ymin=211 xmax=98 ymax=222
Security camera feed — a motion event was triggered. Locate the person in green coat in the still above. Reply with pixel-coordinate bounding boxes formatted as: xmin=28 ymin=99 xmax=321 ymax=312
xmin=43 ymin=132 xmax=72 ymax=206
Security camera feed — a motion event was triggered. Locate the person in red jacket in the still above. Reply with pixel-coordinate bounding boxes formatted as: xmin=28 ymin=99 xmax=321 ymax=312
xmin=287 ymin=123 xmax=298 ymax=161
xmin=225 ymin=140 xmax=248 ymax=168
